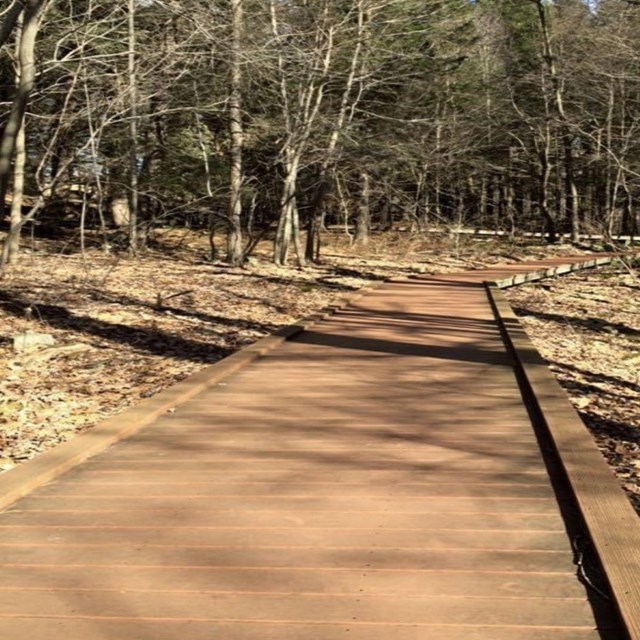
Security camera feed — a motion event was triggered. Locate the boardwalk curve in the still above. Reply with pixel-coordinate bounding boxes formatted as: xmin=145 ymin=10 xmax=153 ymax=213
xmin=0 ymin=255 xmax=637 ymax=640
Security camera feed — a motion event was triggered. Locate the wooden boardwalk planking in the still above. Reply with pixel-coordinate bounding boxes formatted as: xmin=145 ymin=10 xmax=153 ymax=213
xmin=0 ymin=256 xmax=630 ymax=639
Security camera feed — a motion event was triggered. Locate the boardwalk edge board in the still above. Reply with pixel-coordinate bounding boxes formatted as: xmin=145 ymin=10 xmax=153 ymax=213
xmin=486 ymin=257 xmax=640 ymax=640
xmin=493 ymin=256 xmax=614 ymax=289
xmin=0 ymin=281 xmax=384 ymax=513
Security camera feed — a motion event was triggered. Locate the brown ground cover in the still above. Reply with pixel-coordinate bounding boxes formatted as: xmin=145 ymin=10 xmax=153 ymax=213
xmin=2 ymin=230 xmax=633 ymax=512
xmin=506 ymin=261 xmax=640 ymax=514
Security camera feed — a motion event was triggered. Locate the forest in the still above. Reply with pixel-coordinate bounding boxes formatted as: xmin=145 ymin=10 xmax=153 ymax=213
xmin=1 ymin=0 xmax=640 ymax=270
xmin=2 ymin=4 xmax=640 ymax=634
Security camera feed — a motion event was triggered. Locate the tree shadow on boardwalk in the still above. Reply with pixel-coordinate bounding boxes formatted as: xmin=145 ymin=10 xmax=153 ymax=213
xmin=294 ymin=330 xmax=511 ymax=366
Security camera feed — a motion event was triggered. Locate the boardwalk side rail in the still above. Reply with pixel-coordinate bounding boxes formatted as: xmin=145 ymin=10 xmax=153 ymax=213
xmin=486 ymin=258 xmax=640 ymax=640
xmin=493 ymin=256 xmax=614 ymax=289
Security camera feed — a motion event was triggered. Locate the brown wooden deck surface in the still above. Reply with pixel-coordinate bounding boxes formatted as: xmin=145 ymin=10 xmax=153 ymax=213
xmin=0 ymin=257 xmax=626 ymax=639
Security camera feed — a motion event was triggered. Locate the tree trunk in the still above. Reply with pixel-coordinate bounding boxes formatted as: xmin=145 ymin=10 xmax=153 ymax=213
xmin=274 ymin=158 xmax=299 ymax=266
xmin=555 ymin=143 xmax=566 ymax=230
xmin=0 ymin=0 xmax=46 ymax=267
xmin=304 ymin=212 xmax=321 ymax=263
xmin=354 ymin=170 xmax=370 ymax=246
xmin=128 ymin=0 xmax=139 ymax=253
xmin=604 ymin=79 xmax=615 ymax=232
xmin=479 ymin=175 xmax=488 ymax=229
xmin=563 ymin=134 xmax=580 ymax=243
xmin=379 ymin=185 xmax=393 ymax=232
xmin=622 ymin=185 xmax=633 ymax=238
xmin=305 ymin=3 xmax=368 ymax=262
xmin=539 ymin=144 xmax=556 ymax=242
xmin=305 ymin=175 xmax=331 ymax=263
xmin=291 ymin=200 xmax=306 ymax=267
xmin=492 ymin=180 xmax=501 ymax=232
xmin=434 ymin=118 xmax=443 ymax=222
xmin=535 ymin=0 xmax=579 ymax=242
xmin=7 ymin=14 xmax=26 ymax=265
xmin=8 ymin=114 xmax=26 ymax=265
xmin=505 ymin=176 xmax=515 ymax=238
xmin=0 ymin=0 xmax=46 ymax=236
xmin=227 ymin=0 xmax=244 ymax=266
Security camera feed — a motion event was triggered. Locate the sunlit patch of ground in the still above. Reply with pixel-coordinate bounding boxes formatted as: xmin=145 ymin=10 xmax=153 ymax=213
xmin=507 ymin=262 xmax=640 ymax=514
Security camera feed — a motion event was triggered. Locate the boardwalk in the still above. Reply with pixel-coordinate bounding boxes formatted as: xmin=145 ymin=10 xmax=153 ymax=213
xmin=0 ymin=257 xmax=628 ymax=639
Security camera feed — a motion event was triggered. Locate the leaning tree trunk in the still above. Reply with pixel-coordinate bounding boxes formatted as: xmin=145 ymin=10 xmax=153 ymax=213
xmin=0 ymin=0 xmax=47 ymax=268
xmin=269 ymin=0 xmax=334 ymax=266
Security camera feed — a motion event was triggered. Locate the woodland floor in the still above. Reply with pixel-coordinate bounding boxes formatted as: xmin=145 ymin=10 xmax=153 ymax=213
xmin=506 ymin=263 xmax=640 ymax=514
xmin=0 ymin=229 xmax=637 ymax=514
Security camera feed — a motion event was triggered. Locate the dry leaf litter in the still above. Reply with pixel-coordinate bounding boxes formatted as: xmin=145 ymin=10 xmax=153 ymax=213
xmin=507 ymin=262 xmax=640 ymax=514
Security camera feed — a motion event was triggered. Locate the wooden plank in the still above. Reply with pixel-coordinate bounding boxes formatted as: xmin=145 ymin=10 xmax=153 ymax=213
xmin=35 ymin=481 xmax=555 ymax=499
xmin=0 ymin=564 xmax=588 ymax=597
xmin=87 ymin=442 xmax=544 ymax=462
xmin=0 ymin=525 xmax=570 ymax=550
xmin=45 ymin=469 xmax=553 ymax=484
xmin=0 ymin=509 xmax=566 ymax=531
xmin=0 ymin=619 xmax=620 ymax=640
xmin=77 ymin=457 xmax=549 ymax=473
xmin=0 ymin=591 xmax=600 ymax=626
xmin=492 ymin=256 xmax=615 ymax=290
xmin=0 ymin=545 xmax=577 ymax=573
xmin=12 ymin=495 xmax=564 ymax=515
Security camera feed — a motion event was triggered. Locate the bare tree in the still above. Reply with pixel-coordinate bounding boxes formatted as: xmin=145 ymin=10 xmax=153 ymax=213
xmin=305 ymin=0 xmax=370 ymax=262
xmin=270 ymin=0 xmax=335 ymax=266
xmin=0 ymin=0 xmax=49 ymax=230
xmin=533 ymin=0 xmax=580 ymax=242
xmin=227 ymin=0 xmax=244 ymax=265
